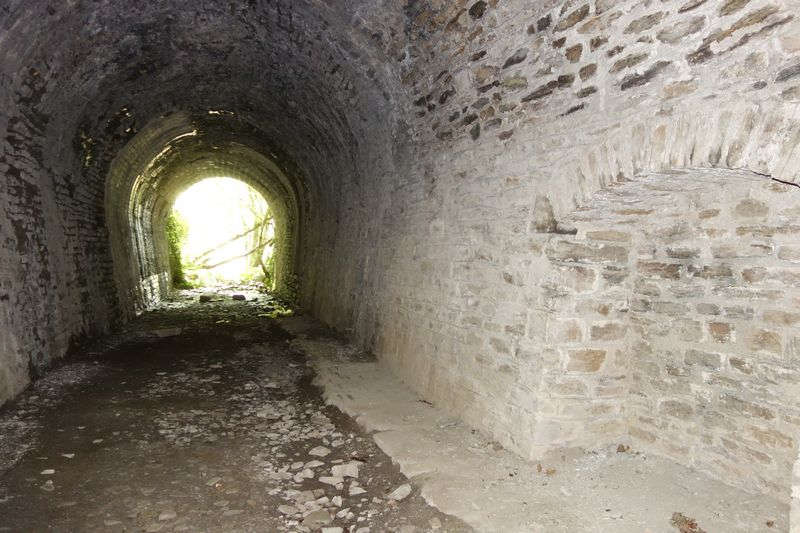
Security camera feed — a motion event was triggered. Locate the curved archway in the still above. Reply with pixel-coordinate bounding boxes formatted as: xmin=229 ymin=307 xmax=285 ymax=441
xmin=105 ymin=112 xmax=308 ymax=317
xmin=152 ymin=157 xmax=298 ymax=295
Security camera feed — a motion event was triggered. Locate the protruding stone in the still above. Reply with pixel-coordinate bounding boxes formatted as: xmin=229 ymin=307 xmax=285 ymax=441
xmin=708 ymin=322 xmax=732 ymax=342
xmin=331 ymin=462 xmax=359 ymax=478
xmin=776 ymin=63 xmax=800 ymax=83
xmin=748 ymin=330 xmax=782 ymax=354
xmin=590 ymin=323 xmax=626 ymax=341
xmin=620 ymin=61 xmax=671 ymax=90
xmin=537 ymin=14 xmax=552 ymax=31
xmin=554 ymin=5 xmax=590 ymax=32
xmin=624 ymin=12 xmax=666 ymax=34
xmin=304 ymin=509 xmax=332 ymax=527
xmin=657 ymin=16 xmax=705 ymax=43
xmin=468 ymin=1 xmax=487 ymax=19
xmin=610 ymin=53 xmax=648 ymax=73
xmin=685 ymin=349 xmax=722 ymax=370
xmin=501 ymin=76 xmax=528 ymax=89
xmin=660 ymin=400 xmax=693 ymax=419
xmin=579 ymin=64 xmax=597 ymax=81
xmin=567 ymin=349 xmax=606 ymax=372
xmin=679 ymin=0 xmax=708 ymax=13
xmin=734 ymin=199 xmax=768 ymax=218
xmin=387 ymin=484 xmax=412 ymax=501
xmin=308 ymin=446 xmax=331 ymax=457
xmin=720 ymin=0 xmax=751 ymax=16
xmin=502 ymin=48 xmax=528 ymax=69
xmin=565 ymin=44 xmax=583 ymax=63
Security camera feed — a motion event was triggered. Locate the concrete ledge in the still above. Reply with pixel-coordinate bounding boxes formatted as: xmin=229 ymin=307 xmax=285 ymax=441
xmin=280 ymin=316 xmax=789 ymax=533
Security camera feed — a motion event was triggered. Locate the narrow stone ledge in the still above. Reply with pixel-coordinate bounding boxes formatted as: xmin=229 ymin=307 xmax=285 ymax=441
xmin=277 ymin=315 xmax=788 ymax=533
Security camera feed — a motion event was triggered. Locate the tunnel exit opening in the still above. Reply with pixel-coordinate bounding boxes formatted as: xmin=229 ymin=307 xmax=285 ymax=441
xmin=169 ymin=177 xmax=276 ymax=290
xmin=105 ymin=113 xmax=307 ymax=319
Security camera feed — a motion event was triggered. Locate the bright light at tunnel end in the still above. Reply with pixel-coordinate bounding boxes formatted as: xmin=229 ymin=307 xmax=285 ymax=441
xmin=173 ymin=177 xmax=273 ymax=286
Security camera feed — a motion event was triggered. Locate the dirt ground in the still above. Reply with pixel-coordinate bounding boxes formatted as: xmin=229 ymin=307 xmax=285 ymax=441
xmin=0 ymin=290 xmax=470 ymax=532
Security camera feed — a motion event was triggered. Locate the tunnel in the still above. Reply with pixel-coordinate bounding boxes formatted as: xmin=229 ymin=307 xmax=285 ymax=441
xmin=105 ymin=111 xmax=304 ymax=313
xmin=2 ymin=0 xmax=800 ymax=531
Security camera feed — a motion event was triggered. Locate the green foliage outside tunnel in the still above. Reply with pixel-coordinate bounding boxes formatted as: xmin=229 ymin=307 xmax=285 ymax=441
xmin=169 ymin=177 xmax=276 ymax=290
xmin=166 ymin=212 xmax=193 ymax=289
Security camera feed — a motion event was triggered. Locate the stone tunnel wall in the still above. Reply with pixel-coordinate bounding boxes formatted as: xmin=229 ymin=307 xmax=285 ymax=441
xmin=551 ymin=169 xmax=800 ymax=498
xmin=103 ymin=112 xmax=309 ymax=316
xmin=0 ymin=0 xmax=408 ymax=407
xmin=0 ymin=61 xmax=116 ymax=406
xmin=350 ymin=0 xmax=800 ymax=500
xmin=2 ymin=0 xmax=800 ymax=505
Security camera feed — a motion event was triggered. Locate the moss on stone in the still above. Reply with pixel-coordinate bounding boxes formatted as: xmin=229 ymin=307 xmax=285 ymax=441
xmin=165 ymin=212 xmax=192 ymax=289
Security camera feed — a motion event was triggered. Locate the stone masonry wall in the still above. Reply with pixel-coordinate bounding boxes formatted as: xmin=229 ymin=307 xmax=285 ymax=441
xmin=3 ymin=0 xmax=800 ymax=507
xmin=0 ymin=67 xmax=115 ymax=406
xmin=0 ymin=0 xmax=406 ymax=407
xmin=556 ymin=169 xmax=800 ymax=499
xmin=352 ymin=0 xmax=800 ymax=502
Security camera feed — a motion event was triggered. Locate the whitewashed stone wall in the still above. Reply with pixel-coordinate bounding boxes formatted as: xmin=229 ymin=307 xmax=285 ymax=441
xmin=2 ymin=0 xmax=800 ymax=512
xmin=348 ymin=0 xmax=800 ymax=504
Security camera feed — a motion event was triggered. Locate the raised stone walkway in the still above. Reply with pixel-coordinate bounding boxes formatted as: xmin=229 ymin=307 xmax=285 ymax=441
xmin=283 ymin=315 xmax=789 ymax=532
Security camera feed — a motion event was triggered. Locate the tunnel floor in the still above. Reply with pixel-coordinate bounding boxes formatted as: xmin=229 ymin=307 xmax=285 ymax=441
xmin=0 ymin=292 xmax=469 ymax=532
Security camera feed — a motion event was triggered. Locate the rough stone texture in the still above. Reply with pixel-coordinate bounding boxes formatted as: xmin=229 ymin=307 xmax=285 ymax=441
xmin=551 ymin=169 xmax=800 ymax=500
xmin=368 ymin=0 xmax=800 ymax=507
xmin=286 ymin=314 xmax=788 ymax=532
xmin=0 ymin=0 xmax=407 ymax=403
xmin=3 ymin=0 xmax=800 ymax=524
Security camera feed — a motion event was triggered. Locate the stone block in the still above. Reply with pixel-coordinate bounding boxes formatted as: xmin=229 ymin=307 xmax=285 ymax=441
xmin=724 ymin=306 xmax=754 ymax=319
xmin=559 ymin=265 xmax=597 ymax=292
xmin=696 ymin=303 xmax=720 ymax=315
xmin=666 ymin=247 xmax=700 ymax=259
xmin=708 ymin=322 xmax=733 ymax=342
xmin=676 ymin=319 xmax=703 ymax=342
xmin=630 ymin=297 xmax=652 ymax=312
xmin=545 ymin=377 xmax=588 ymax=397
xmin=722 ymin=395 xmax=775 ymax=420
xmin=651 ymin=301 xmax=689 ymax=316
xmin=689 ymin=264 xmax=734 ymax=279
xmin=734 ymin=198 xmax=769 ymax=218
xmin=712 ymin=243 xmax=772 ymax=259
xmin=685 ymin=349 xmax=721 ymax=370
xmin=554 ymin=4 xmax=590 ymax=32
xmin=633 ymin=279 xmax=660 ymax=297
xmin=748 ymin=426 xmax=794 ymax=449
xmin=567 ymin=349 xmax=606 ymax=372
xmin=624 ymin=12 xmax=666 ymax=34
xmin=728 ymin=357 xmax=753 ymax=374
xmin=762 ymin=310 xmax=800 ymax=326
xmin=657 ymin=15 xmax=706 ymax=44
xmin=637 ymin=261 xmax=681 ymax=279
xmin=660 ymin=400 xmax=694 ymax=419
xmin=742 ymin=267 xmax=766 ymax=283
xmin=747 ymin=329 xmax=782 ymax=354
xmin=547 ymin=241 xmax=628 ymax=264
xmin=601 ymin=266 xmax=629 ymax=285
xmin=590 ymin=322 xmax=626 ymax=341
xmin=778 ymin=246 xmax=800 ymax=262
xmin=586 ymin=230 xmax=630 ymax=242
xmin=666 ymin=364 xmax=689 ymax=377
xmin=547 ymin=318 xmax=583 ymax=343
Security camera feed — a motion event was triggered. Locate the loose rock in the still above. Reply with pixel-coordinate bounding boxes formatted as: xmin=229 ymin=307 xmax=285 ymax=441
xmin=387 ymin=484 xmax=412 ymax=501
xmin=309 ymin=446 xmax=331 ymax=457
